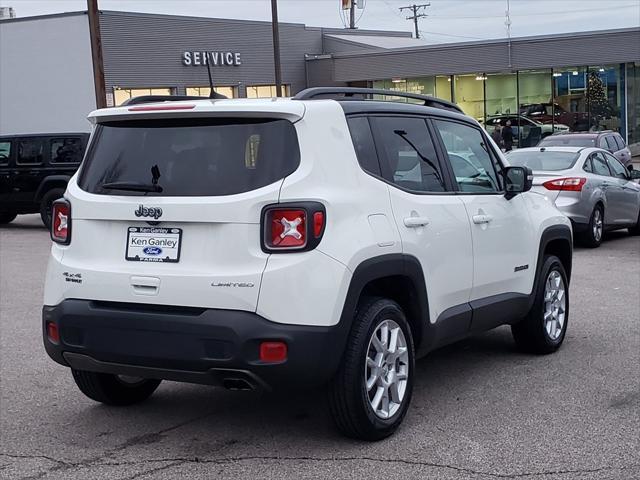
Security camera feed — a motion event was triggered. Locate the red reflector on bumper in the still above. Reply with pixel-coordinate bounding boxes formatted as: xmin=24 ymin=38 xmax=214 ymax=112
xmin=46 ymin=322 xmax=60 ymax=343
xmin=259 ymin=341 xmax=287 ymax=363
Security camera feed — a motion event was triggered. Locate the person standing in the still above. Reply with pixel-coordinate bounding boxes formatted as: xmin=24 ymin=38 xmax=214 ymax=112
xmin=502 ymin=120 xmax=514 ymax=151
xmin=490 ymin=123 xmax=504 ymax=149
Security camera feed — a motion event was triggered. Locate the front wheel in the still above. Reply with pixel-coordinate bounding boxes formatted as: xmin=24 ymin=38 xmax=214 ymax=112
xmin=71 ymin=370 xmax=161 ymax=406
xmin=328 ymin=298 xmax=415 ymax=441
xmin=512 ymin=255 xmax=569 ymax=354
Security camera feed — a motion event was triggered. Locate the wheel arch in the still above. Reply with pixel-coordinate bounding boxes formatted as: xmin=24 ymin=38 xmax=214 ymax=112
xmin=338 ymin=254 xmax=429 ymax=356
xmin=34 ymin=176 xmax=71 ymax=202
xmin=535 ymin=225 xmax=573 ymax=293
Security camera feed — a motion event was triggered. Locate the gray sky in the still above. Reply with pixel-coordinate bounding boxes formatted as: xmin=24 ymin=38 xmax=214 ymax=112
xmin=1 ymin=0 xmax=639 ymax=44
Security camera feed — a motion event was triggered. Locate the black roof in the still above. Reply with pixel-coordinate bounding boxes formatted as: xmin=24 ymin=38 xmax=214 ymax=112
xmin=338 ymin=100 xmax=475 ymax=123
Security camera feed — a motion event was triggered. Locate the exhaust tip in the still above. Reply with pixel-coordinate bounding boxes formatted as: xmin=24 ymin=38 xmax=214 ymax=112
xmin=223 ymin=378 xmax=254 ymax=391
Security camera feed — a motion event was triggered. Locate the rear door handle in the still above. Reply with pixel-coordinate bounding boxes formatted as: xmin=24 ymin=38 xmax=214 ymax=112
xmin=472 ymin=214 xmax=493 ymax=224
xmin=403 ymin=216 xmax=430 ymax=228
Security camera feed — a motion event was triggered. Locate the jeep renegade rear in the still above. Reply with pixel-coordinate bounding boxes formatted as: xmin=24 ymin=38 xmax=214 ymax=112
xmin=43 ymin=88 xmax=572 ymax=440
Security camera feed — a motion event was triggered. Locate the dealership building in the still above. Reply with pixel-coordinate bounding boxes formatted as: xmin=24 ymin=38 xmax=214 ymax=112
xmin=1 ymin=10 xmax=639 ymax=151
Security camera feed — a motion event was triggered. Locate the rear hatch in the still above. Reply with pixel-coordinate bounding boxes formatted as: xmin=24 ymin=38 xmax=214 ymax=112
xmin=62 ymin=104 xmax=302 ymax=311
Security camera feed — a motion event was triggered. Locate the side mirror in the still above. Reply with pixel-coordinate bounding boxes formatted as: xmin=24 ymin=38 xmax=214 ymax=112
xmin=630 ymin=168 xmax=640 ymax=180
xmin=504 ymin=166 xmax=533 ymax=199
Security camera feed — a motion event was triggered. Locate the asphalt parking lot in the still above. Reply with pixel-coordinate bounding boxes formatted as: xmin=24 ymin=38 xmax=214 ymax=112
xmin=1 ymin=214 xmax=638 ymax=480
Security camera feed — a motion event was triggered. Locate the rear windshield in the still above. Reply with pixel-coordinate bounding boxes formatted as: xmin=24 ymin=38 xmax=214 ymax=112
xmin=506 ymin=150 xmax=579 ymax=171
xmin=79 ymin=118 xmax=300 ymax=196
xmin=538 ymin=136 xmax=595 ymax=147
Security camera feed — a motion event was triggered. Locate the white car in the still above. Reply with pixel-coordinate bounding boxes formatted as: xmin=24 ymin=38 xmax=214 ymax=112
xmin=43 ymin=87 xmax=573 ymax=440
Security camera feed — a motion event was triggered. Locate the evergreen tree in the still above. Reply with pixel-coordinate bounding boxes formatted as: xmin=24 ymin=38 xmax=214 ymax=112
xmin=587 ymin=71 xmax=613 ymax=128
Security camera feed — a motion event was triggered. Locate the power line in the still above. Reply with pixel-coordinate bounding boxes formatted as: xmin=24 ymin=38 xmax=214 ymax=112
xmin=399 ymin=3 xmax=430 ymax=39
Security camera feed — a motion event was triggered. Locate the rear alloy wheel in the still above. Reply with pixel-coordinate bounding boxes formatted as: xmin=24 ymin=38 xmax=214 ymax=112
xmin=581 ymin=205 xmax=603 ymax=248
xmin=512 ymin=255 xmax=569 ymax=354
xmin=0 ymin=211 xmax=17 ymax=224
xmin=328 ymin=298 xmax=414 ymax=441
xmin=40 ymin=188 xmax=65 ymax=229
xmin=72 ymin=369 xmax=161 ymax=406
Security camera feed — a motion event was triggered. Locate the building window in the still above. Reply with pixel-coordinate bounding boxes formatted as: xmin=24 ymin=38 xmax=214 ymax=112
xmin=246 ymin=85 xmax=290 ymax=98
xmin=453 ymin=74 xmax=485 ymax=122
xmin=186 ymin=86 xmax=237 ymax=99
xmin=113 ymin=87 xmax=174 ymax=106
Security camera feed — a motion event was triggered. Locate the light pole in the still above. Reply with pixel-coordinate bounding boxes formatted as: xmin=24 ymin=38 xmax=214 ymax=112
xmin=271 ymin=0 xmax=283 ymax=97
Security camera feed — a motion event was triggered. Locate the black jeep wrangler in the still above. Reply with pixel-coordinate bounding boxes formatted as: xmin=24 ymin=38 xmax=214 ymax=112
xmin=0 ymin=133 xmax=89 ymax=227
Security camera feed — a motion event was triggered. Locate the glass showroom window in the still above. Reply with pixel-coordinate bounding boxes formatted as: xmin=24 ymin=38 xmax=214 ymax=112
xmin=453 ymin=74 xmax=485 ymax=122
xmin=628 ymin=62 xmax=640 ymax=151
xmin=186 ymin=86 xmax=237 ymax=98
xmin=553 ymin=67 xmax=590 ymax=131
xmin=587 ymin=65 xmax=623 ymax=133
xmin=517 ymin=69 xmax=553 ymax=147
xmin=435 ymin=75 xmax=453 ymax=102
xmin=246 ymin=85 xmax=290 ymax=98
xmin=373 ymin=78 xmax=435 ymax=103
xmin=114 ymin=87 xmax=174 ymax=106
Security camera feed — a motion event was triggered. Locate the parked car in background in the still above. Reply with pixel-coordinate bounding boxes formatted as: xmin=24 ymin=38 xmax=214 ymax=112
xmin=506 ymin=146 xmax=640 ymax=247
xmin=538 ymin=131 xmax=633 ymax=167
xmin=519 ymin=103 xmax=589 ymax=132
xmin=483 ymin=115 xmax=569 ymax=147
xmin=0 ymin=133 xmax=89 ymax=227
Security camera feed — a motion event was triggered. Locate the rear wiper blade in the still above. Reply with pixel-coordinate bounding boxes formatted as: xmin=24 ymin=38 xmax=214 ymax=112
xmin=101 ymin=181 xmax=163 ymax=193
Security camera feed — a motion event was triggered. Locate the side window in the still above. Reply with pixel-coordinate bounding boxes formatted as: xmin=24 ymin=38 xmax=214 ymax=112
xmin=605 ymin=154 xmax=628 ymax=179
xmin=50 ymin=138 xmax=84 ymax=163
xmin=346 ymin=117 xmax=381 ymax=176
xmin=370 ymin=116 xmax=445 ymax=193
xmin=591 ymin=153 xmax=611 ymax=176
xmin=614 ymin=134 xmax=626 ymax=151
xmin=605 ymin=136 xmax=617 ymax=152
xmin=17 ymin=139 xmax=44 ymax=165
xmin=582 ymin=158 xmax=593 ymax=173
xmin=0 ymin=141 xmax=10 ymax=165
xmin=433 ymin=119 xmax=501 ymax=193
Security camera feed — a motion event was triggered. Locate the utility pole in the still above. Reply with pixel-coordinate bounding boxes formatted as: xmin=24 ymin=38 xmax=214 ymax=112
xmin=87 ymin=0 xmax=106 ymax=108
xmin=399 ymin=3 xmax=430 ymax=39
xmin=349 ymin=0 xmax=356 ymax=29
xmin=271 ymin=0 xmax=283 ymax=97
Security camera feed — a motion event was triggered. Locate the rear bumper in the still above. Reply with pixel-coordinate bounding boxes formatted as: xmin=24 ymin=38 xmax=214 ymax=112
xmin=43 ymin=299 xmax=349 ymax=390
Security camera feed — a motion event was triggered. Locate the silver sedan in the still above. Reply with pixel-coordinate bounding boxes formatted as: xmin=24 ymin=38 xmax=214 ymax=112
xmin=506 ymin=146 xmax=640 ymax=247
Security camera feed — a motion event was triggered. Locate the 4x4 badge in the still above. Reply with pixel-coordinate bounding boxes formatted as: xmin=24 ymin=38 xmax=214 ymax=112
xmin=135 ymin=205 xmax=163 ymax=219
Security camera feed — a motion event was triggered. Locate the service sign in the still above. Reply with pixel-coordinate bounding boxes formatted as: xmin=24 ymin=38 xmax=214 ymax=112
xmin=182 ymin=51 xmax=242 ymax=66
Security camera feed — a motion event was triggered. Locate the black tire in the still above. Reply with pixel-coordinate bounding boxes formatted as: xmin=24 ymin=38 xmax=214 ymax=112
xmin=0 ymin=211 xmax=17 ymax=224
xmin=71 ymin=369 xmax=161 ymax=406
xmin=40 ymin=188 xmax=66 ymax=228
xmin=580 ymin=205 xmax=604 ymax=248
xmin=512 ymin=255 xmax=569 ymax=354
xmin=628 ymin=208 xmax=640 ymax=236
xmin=328 ymin=297 xmax=415 ymax=441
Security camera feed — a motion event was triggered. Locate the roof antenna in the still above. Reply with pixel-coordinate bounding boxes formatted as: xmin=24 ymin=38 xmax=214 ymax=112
xmin=205 ymin=52 xmax=227 ymax=99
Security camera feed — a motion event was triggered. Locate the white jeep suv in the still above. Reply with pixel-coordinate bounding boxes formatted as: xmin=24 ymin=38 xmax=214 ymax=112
xmin=43 ymin=88 xmax=573 ymax=440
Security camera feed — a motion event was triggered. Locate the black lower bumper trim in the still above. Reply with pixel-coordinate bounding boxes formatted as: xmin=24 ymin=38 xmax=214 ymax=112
xmin=43 ymin=300 xmax=350 ymax=390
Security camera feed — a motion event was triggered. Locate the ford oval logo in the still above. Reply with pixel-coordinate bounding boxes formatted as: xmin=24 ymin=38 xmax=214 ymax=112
xmin=143 ymin=246 xmax=163 ymax=256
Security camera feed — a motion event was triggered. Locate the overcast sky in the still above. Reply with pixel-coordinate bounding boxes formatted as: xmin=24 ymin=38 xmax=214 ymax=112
xmin=2 ymin=0 xmax=639 ymax=44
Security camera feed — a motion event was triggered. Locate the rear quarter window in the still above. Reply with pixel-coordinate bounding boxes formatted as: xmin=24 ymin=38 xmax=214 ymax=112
xmin=79 ymin=118 xmax=300 ymax=196
xmin=50 ymin=137 xmax=85 ymax=163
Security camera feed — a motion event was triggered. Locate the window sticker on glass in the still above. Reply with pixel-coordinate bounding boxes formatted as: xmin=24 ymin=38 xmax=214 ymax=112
xmin=245 ymin=134 xmax=260 ymax=169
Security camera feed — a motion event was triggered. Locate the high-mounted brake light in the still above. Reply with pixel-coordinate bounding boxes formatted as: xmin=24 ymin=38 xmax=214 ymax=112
xmin=128 ymin=104 xmax=196 ymax=112
xmin=261 ymin=202 xmax=326 ymax=253
xmin=51 ymin=199 xmax=71 ymax=245
xmin=543 ymin=177 xmax=587 ymax=192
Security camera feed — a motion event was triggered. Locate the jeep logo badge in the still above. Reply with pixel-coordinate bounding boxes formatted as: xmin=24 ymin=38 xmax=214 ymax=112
xmin=135 ymin=205 xmax=163 ymax=219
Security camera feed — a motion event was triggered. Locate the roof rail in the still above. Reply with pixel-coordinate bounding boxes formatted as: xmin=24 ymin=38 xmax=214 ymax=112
xmin=293 ymin=87 xmax=463 ymax=114
xmin=121 ymin=94 xmax=227 ymax=106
